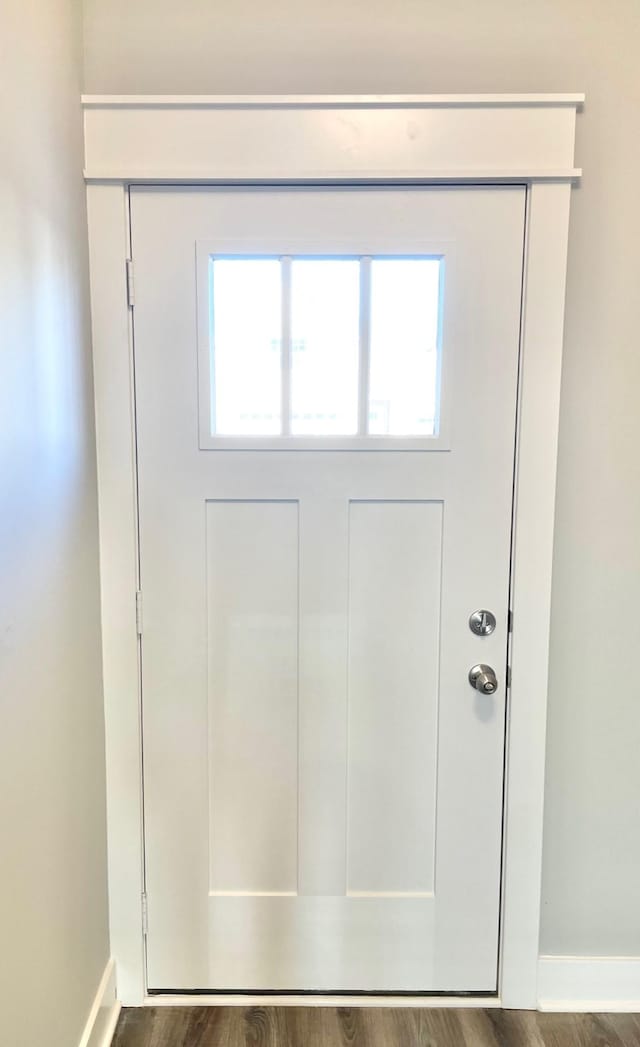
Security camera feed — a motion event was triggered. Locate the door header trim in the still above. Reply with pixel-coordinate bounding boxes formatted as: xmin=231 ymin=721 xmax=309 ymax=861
xmin=82 ymin=93 xmax=584 ymax=107
xmin=82 ymin=94 xmax=582 ymax=184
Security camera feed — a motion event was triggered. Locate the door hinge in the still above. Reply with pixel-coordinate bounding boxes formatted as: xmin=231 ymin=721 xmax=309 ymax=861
xmin=126 ymin=258 xmax=135 ymax=308
xmin=135 ymin=590 xmax=143 ymax=636
xmin=141 ymin=892 xmax=148 ymax=936
xmin=507 ymin=608 xmax=513 ymax=633
xmin=506 ymin=665 xmax=512 ymax=688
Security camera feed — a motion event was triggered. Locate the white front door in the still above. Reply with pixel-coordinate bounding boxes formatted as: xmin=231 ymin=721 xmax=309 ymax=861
xmin=131 ymin=186 xmax=525 ymax=993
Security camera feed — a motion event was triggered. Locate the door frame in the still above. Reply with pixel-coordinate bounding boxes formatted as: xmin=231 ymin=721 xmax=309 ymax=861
xmin=84 ymin=93 xmax=583 ymax=1008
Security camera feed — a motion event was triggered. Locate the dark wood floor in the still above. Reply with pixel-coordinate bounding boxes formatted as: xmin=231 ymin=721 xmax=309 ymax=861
xmin=113 ymin=1006 xmax=640 ymax=1046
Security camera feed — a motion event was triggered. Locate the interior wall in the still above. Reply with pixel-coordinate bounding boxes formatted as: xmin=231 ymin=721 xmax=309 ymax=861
xmin=81 ymin=0 xmax=640 ymax=957
xmin=0 ymin=1 xmax=110 ymax=1044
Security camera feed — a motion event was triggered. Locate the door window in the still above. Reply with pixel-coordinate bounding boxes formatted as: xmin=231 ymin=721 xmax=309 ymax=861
xmin=203 ymin=255 xmax=444 ymax=445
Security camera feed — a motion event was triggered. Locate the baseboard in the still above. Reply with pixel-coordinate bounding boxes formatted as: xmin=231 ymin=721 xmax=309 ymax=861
xmin=538 ymin=955 xmax=640 ymax=1012
xmin=78 ymin=958 xmax=121 ymax=1047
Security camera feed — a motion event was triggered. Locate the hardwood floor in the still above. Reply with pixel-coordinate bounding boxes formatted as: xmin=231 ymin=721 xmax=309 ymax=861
xmin=112 ymin=1006 xmax=640 ymax=1047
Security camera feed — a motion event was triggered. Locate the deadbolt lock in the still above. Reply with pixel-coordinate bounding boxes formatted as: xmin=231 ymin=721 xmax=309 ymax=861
xmin=469 ymin=609 xmax=497 ymax=636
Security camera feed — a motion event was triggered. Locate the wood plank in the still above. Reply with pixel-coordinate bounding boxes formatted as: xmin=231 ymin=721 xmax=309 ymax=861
xmin=111 ymin=1007 xmax=640 ymax=1047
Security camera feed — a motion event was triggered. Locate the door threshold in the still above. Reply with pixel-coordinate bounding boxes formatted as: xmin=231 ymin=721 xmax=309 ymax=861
xmin=144 ymin=992 xmax=502 ymax=1008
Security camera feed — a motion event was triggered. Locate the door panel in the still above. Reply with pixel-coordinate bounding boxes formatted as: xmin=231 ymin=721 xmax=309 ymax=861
xmin=207 ymin=500 xmax=299 ymax=896
xmin=131 ymin=186 xmax=526 ymax=992
xmin=346 ymin=500 xmax=441 ymax=897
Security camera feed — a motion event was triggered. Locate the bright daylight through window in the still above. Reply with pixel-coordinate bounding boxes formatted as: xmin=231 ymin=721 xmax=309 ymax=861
xmin=209 ymin=256 xmax=442 ymax=439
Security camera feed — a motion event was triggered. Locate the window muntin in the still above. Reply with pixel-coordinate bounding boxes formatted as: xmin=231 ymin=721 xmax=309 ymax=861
xmin=208 ymin=255 xmax=443 ymax=440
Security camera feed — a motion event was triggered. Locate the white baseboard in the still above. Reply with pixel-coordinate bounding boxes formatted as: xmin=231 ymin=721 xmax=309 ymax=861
xmin=78 ymin=959 xmax=121 ymax=1047
xmin=538 ymin=955 xmax=640 ymax=1012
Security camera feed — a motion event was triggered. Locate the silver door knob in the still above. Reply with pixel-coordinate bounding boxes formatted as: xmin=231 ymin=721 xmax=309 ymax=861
xmin=469 ymin=664 xmax=498 ymax=694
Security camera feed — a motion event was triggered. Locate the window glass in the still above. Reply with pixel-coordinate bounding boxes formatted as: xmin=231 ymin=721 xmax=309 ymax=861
xmin=290 ymin=260 xmax=360 ymax=435
xmin=211 ymin=259 xmax=281 ymax=435
xmin=207 ymin=255 xmax=442 ymax=441
xmin=368 ymin=259 xmax=441 ymax=436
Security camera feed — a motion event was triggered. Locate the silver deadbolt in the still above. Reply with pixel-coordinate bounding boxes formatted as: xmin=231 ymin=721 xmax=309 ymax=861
xmin=469 ymin=609 xmax=497 ymax=636
xmin=469 ymin=664 xmax=499 ymax=695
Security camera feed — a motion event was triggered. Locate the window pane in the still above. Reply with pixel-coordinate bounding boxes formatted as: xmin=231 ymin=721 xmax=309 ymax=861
xmin=369 ymin=259 xmax=441 ymax=436
xmin=211 ymin=259 xmax=281 ymax=435
xmin=290 ymin=260 xmax=360 ymax=435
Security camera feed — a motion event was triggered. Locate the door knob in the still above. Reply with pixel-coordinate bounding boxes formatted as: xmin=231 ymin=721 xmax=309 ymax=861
xmin=469 ymin=664 xmax=499 ymax=695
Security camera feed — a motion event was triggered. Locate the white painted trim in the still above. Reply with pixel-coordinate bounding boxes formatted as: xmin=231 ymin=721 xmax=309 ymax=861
xmin=499 ymin=182 xmax=572 ymax=1009
xmin=538 ymin=956 xmax=640 ymax=1012
xmin=84 ymin=94 xmax=582 ymax=1008
xmin=82 ymin=93 xmax=585 ymax=108
xmin=144 ymin=993 xmax=502 ymax=1008
xmin=85 ymin=170 xmax=582 ymax=185
xmin=77 ymin=959 xmax=121 ymax=1047
xmin=82 ymin=95 xmax=581 ymax=186
xmin=87 ymin=184 xmax=145 ymax=1005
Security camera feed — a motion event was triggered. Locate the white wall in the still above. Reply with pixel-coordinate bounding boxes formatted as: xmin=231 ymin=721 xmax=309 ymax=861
xmin=0 ymin=1 xmax=110 ymax=1044
xmin=81 ymin=0 xmax=640 ymax=958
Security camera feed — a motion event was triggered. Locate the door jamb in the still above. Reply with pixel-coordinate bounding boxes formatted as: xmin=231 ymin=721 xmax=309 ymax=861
xmin=84 ymin=94 xmax=581 ymax=1008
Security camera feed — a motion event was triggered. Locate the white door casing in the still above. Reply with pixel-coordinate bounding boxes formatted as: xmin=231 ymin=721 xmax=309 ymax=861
xmin=132 ymin=186 xmax=524 ymax=992
xmin=84 ymin=95 xmax=580 ymax=1007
